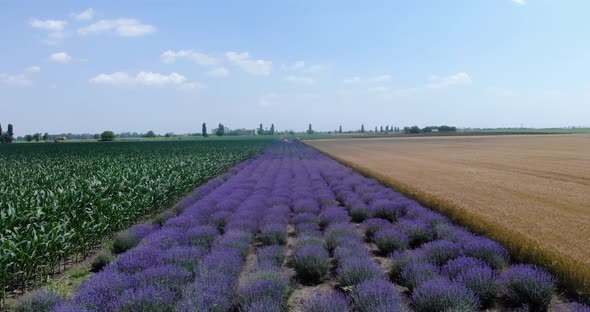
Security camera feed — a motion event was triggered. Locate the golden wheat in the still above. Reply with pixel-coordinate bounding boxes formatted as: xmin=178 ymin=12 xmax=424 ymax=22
xmin=307 ymin=134 xmax=590 ymax=296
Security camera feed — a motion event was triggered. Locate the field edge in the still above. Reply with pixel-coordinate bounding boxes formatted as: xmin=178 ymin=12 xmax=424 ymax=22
xmin=304 ymin=141 xmax=590 ymax=299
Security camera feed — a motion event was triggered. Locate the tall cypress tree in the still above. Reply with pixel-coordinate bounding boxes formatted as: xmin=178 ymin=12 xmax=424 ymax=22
xmin=0 ymin=123 xmax=2 ymax=136
xmin=202 ymin=122 xmax=208 ymax=137
xmin=259 ymin=123 xmax=264 ymax=135
xmin=361 ymin=125 xmax=365 ymax=133
xmin=270 ymin=123 xmax=275 ymax=135
xmin=7 ymin=124 xmax=13 ymax=137
xmin=339 ymin=125 xmax=342 ymax=134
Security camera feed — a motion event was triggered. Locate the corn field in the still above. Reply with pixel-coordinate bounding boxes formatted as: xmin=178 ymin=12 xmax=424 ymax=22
xmin=0 ymin=139 xmax=271 ymax=294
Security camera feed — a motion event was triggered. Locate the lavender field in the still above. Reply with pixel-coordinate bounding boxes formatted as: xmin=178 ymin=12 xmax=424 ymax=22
xmin=17 ymin=141 xmax=588 ymax=312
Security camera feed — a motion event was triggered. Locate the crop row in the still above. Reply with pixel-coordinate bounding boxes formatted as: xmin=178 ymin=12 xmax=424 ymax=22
xmin=13 ymin=141 xmax=589 ymax=311
xmin=0 ymin=140 xmax=271 ymax=292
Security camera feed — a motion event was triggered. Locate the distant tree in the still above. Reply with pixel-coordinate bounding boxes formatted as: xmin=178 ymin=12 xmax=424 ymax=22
xmin=93 ymin=134 xmax=100 ymax=139
xmin=165 ymin=133 xmax=173 ymax=138
xmin=42 ymin=132 xmax=49 ymax=141
xmin=385 ymin=126 xmax=389 ymax=133
xmin=33 ymin=133 xmax=41 ymax=142
xmin=0 ymin=123 xmax=2 ymax=137
xmin=270 ymin=123 xmax=275 ymax=135
xmin=25 ymin=134 xmax=33 ymax=142
xmin=439 ymin=125 xmax=457 ymax=132
xmin=422 ymin=127 xmax=433 ymax=133
xmin=258 ymin=123 xmax=264 ymax=135
xmin=374 ymin=126 xmax=378 ymax=133
xmin=0 ymin=124 xmax=14 ymax=143
xmin=216 ymin=123 xmax=225 ymax=136
xmin=409 ymin=126 xmax=420 ymax=134
xmin=145 ymin=130 xmax=156 ymax=138
xmin=307 ymin=124 xmax=314 ymax=135
xmin=361 ymin=124 xmax=365 ymax=133
xmin=339 ymin=125 xmax=342 ymax=134
xmin=380 ymin=126 xmax=383 ymax=133
xmin=100 ymin=131 xmax=116 ymax=141
xmin=202 ymin=123 xmax=208 ymax=137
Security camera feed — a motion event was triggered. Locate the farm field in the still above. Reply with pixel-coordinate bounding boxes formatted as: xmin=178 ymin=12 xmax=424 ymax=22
xmin=307 ymin=134 xmax=590 ymax=295
xmin=16 ymin=140 xmax=588 ymax=312
xmin=0 ymin=139 xmax=272 ymax=293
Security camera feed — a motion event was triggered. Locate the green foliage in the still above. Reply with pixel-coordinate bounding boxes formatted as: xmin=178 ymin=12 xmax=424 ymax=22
xmin=90 ymin=250 xmax=115 ymax=273
xmin=25 ymin=135 xmax=33 ymax=142
xmin=0 ymin=139 xmax=271 ymax=292
xmin=216 ymin=124 xmax=225 ymax=136
xmin=111 ymin=230 xmax=140 ymax=254
xmin=145 ymin=130 xmax=156 ymax=138
xmin=100 ymin=130 xmax=116 ymax=141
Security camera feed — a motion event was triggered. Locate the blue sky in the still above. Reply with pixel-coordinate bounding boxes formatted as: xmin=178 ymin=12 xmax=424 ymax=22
xmin=1 ymin=0 xmax=589 ymax=135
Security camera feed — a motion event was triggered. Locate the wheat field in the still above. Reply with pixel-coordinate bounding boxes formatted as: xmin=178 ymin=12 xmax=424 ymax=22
xmin=307 ymin=134 xmax=590 ymax=294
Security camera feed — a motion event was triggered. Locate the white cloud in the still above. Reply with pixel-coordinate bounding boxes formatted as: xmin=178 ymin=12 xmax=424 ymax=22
xmin=160 ymin=50 xmax=218 ymax=65
xmin=512 ymin=0 xmax=526 ymax=5
xmin=344 ymin=76 xmax=361 ymax=84
xmin=177 ymin=82 xmax=207 ymax=92
xmin=49 ymin=52 xmax=72 ymax=63
xmin=225 ymin=51 xmax=272 ymax=76
xmin=78 ymin=18 xmax=155 ymax=37
xmin=72 ymin=8 xmax=94 ymax=21
xmin=1 ymin=66 xmax=42 ymax=87
xmin=25 ymin=66 xmax=41 ymax=73
xmin=31 ymin=19 xmax=66 ymax=31
xmin=426 ymin=72 xmax=472 ymax=89
xmin=90 ymin=71 xmax=201 ymax=91
xmin=373 ymin=74 xmax=392 ymax=82
xmin=344 ymin=74 xmax=391 ymax=84
xmin=206 ymin=67 xmax=230 ymax=77
xmin=0 ymin=74 xmax=31 ymax=87
xmin=282 ymin=61 xmax=305 ymax=71
xmin=286 ymin=75 xmax=315 ymax=84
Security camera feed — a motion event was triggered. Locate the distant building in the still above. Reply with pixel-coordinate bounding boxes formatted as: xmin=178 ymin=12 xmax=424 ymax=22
xmin=235 ymin=129 xmax=256 ymax=135
xmin=54 ymin=136 xmax=67 ymax=141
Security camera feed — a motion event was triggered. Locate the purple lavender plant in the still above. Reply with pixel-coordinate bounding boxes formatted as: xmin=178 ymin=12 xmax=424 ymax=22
xmin=257 ymin=245 xmax=286 ymax=269
xmin=499 ymin=264 xmax=556 ymax=311
xmin=292 ymin=243 xmax=330 ymax=284
xmin=461 ymin=236 xmax=510 ymax=269
xmin=399 ymin=261 xmax=440 ymax=290
xmin=411 ymin=278 xmax=480 ymax=312
xmin=185 ymin=225 xmax=218 ymax=249
xmin=361 ymin=218 xmax=392 ymax=241
xmin=238 ymin=269 xmax=291 ymax=310
xmin=454 ymin=265 xmax=498 ymax=307
xmin=351 ymin=279 xmax=406 ymax=312
xmin=441 ymin=256 xmax=489 ymax=278
xmin=303 ymin=291 xmax=349 ymax=312
xmin=260 ymin=223 xmax=288 ymax=245
xmin=420 ymin=239 xmax=462 ymax=266
xmin=319 ymin=207 xmax=351 ymax=229
xmin=337 ymin=257 xmax=384 ymax=287
xmin=373 ymin=227 xmax=409 ymax=255
xmin=13 ymin=290 xmax=64 ymax=312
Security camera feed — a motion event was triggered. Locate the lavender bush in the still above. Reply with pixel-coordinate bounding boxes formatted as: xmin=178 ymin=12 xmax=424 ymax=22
xmin=499 ymin=264 xmax=556 ymax=311
xmin=303 ymin=291 xmax=349 ymax=312
xmin=411 ymin=278 xmax=480 ymax=312
xmin=13 ymin=290 xmax=64 ymax=312
xmin=351 ymin=279 xmax=406 ymax=312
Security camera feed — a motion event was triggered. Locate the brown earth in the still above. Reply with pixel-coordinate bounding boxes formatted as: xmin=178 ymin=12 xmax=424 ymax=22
xmin=307 ymin=134 xmax=590 ymax=295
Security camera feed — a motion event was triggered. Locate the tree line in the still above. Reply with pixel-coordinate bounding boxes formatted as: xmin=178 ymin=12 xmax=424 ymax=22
xmin=10 ymin=122 xmax=458 ymax=143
